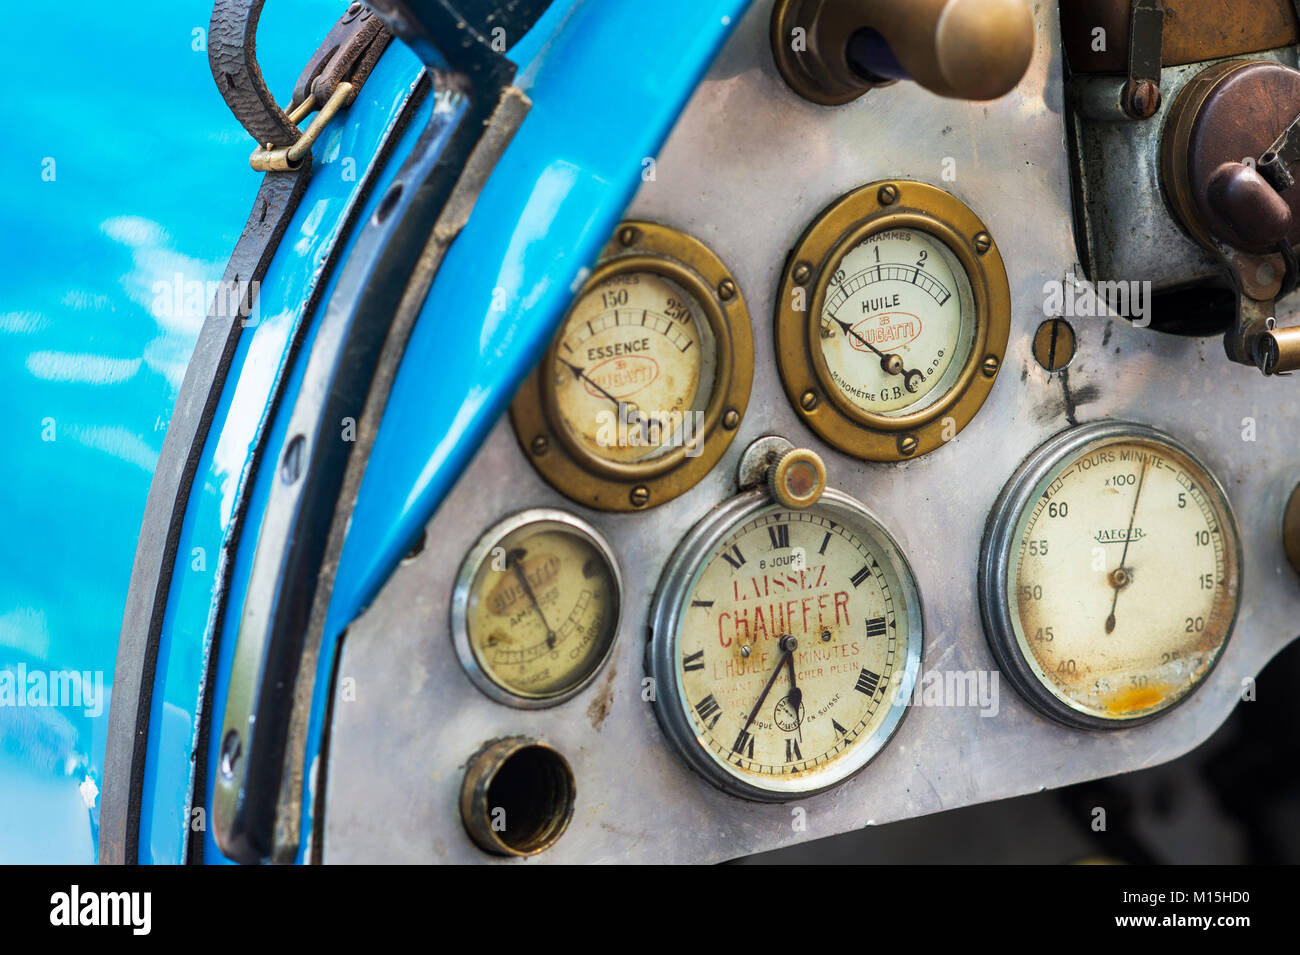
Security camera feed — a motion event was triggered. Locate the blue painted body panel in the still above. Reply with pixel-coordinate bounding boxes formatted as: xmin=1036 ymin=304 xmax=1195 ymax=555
xmin=1 ymin=0 xmax=749 ymax=863
xmin=0 ymin=0 xmax=351 ymax=864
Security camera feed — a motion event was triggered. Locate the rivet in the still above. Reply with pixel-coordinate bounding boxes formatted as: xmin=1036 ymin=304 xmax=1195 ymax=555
xmin=799 ymin=390 xmax=819 ymax=411
xmin=281 ymin=435 xmax=305 ymax=484
xmin=722 ymin=409 xmax=740 ymax=430
xmin=618 ymin=226 xmax=639 ymax=247
xmin=530 ymin=435 xmax=549 ymax=456
xmin=878 ymin=184 xmax=899 ymax=205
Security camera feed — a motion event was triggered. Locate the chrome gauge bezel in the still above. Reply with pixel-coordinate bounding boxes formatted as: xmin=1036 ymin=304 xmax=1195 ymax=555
xmin=451 ymin=508 xmax=624 ymax=709
xmin=647 ymin=488 xmax=924 ymax=801
xmin=978 ymin=421 xmax=1243 ymax=731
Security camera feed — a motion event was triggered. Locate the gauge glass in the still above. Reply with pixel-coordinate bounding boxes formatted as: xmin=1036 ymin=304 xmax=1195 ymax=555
xmin=987 ymin=425 xmax=1241 ymax=726
xmin=652 ymin=491 xmax=922 ymax=799
xmin=551 ymin=271 xmax=717 ymax=465
xmin=818 ymin=228 xmax=976 ymax=417
xmin=455 ymin=513 xmax=621 ymax=705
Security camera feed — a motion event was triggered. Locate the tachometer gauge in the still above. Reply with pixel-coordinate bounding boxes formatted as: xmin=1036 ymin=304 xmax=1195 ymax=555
xmin=775 ymin=181 xmax=1009 ymax=461
xmin=511 ymin=221 xmax=754 ymax=511
xmin=648 ymin=444 xmax=923 ymax=800
xmin=452 ymin=510 xmax=622 ymax=708
xmin=979 ymin=422 xmax=1242 ymax=730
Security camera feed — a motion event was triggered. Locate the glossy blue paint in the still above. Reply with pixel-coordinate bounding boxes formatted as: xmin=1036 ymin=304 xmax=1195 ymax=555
xmin=142 ymin=45 xmax=429 ymax=865
xmin=0 ymin=0 xmax=349 ymax=864
xmin=194 ymin=0 xmax=750 ymax=862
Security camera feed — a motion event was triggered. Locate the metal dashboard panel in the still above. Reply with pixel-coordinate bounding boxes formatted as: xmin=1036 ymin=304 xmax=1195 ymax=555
xmin=322 ymin=1 xmax=1300 ymax=863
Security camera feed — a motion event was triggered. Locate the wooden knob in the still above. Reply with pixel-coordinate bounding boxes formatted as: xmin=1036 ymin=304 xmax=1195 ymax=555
xmin=772 ymin=0 xmax=1034 ymax=104
xmin=868 ymin=0 xmax=1035 ymax=100
xmin=1206 ymin=161 xmax=1293 ymax=250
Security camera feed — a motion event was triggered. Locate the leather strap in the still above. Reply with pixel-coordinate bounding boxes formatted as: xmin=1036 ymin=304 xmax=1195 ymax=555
xmin=210 ymin=0 xmax=301 ymax=148
xmin=291 ymin=4 xmax=392 ymax=110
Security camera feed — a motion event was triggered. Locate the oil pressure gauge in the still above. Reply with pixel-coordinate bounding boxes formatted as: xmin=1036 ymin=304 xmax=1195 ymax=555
xmin=979 ymin=422 xmax=1242 ymax=730
xmin=511 ymin=222 xmax=754 ymax=511
xmin=452 ymin=510 xmax=622 ymax=708
xmin=648 ymin=441 xmax=923 ymax=801
xmin=776 ymin=181 xmax=1010 ymax=461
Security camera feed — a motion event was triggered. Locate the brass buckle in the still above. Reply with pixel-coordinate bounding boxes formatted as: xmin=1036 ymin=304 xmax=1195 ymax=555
xmin=249 ymin=81 xmax=355 ymax=173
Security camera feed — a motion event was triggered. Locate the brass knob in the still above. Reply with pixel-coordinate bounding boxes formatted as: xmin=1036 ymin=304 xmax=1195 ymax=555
xmin=769 ymin=448 xmax=827 ymax=509
xmin=772 ymin=0 xmax=1035 ymax=105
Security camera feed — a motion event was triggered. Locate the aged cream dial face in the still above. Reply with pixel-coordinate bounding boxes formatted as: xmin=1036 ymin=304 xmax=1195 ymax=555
xmin=551 ymin=271 xmax=717 ymax=464
xmin=460 ymin=517 xmax=621 ymax=703
xmin=818 ymin=228 xmax=975 ymax=417
xmin=664 ymin=498 xmax=920 ymax=796
xmin=1005 ymin=436 xmax=1240 ymax=723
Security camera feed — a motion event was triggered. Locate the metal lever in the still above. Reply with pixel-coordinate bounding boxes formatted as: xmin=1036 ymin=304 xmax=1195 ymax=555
xmin=772 ymin=0 xmax=1035 ymax=106
xmin=1122 ymin=0 xmax=1164 ymax=119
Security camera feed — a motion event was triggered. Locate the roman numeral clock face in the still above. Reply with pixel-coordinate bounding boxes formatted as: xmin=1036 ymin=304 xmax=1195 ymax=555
xmin=648 ymin=490 xmax=923 ymax=801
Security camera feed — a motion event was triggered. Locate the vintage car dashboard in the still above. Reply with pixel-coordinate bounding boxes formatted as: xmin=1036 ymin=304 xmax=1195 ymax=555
xmin=315 ymin=1 xmax=1300 ymax=862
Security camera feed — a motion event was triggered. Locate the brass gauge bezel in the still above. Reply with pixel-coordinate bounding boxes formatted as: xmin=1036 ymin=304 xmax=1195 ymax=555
xmin=775 ymin=181 xmax=1010 ymax=461
xmin=451 ymin=509 xmax=623 ymax=709
xmin=510 ymin=222 xmax=754 ymax=511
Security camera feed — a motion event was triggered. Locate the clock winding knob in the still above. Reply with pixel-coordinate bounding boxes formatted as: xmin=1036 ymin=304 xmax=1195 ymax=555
xmin=769 ymin=448 xmax=828 ymax=510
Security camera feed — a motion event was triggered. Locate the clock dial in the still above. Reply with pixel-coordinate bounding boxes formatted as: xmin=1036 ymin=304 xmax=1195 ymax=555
xmin=649 ymin=489 xmax=922 ymax=800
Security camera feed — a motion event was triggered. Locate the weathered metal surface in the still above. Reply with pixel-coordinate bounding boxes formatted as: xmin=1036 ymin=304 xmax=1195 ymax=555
xmin=1071 ymin=49 xmax=1298 ymax=289
xmin=322 ymin=0 xmax=1300 ymax=863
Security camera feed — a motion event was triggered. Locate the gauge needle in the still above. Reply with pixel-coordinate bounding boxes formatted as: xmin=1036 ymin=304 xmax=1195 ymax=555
xmin=784 ymin=652 xmax=803 ymax=743
xmin=737 ymin=635 xmax=798 ymax=747
xmin=1105 ymin=456 xmax=1149 ymax=634
xmin=831 ymin=318 xmax=924 ymax=393
xmin=556 ymin=357 xmax=660 ymax=442
xmin=507 ymin=548 xmax=558 ymax=649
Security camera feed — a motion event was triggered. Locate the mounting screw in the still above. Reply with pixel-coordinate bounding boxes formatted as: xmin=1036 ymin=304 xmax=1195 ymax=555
xmin=898 ymin=434 xmax=919 ymax=456
xmin=792 ymin=262 xmax=813 ymax=285
xmin=1123 ymin=78 xmax=1161 ymax=119
xmin=878 ymin=184 xmax=899 ymax=205
xmin=723 ymin=408 xmax=740 ymax=430
xmin=799 ymin=390 xmax=819 ymax=412
xmin=981 ymin=355 xmax=1000 ymax=378
xmin=618 ymin=226 xmax=640 ymax=247
xmin=718 ymin=278 xmax=736 ymax=301
xmin=974 ymin=232 xmax=992 ymax=255
xmin=630 ymin=485 xmax=651 ymax=508
xmin=530 ymin=435 xmax=549 ymax=456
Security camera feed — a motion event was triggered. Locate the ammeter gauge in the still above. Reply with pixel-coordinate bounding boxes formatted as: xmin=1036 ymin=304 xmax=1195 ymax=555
xmin=776 ymin=181 xmax=1009 ymax=461
xmin=452 ymin=510 xmax=622 ymax=708
xmin=511 ymin=221 xmax=754 ymax=510
xmin=979 ymin=422 xmax=1242 ymax=730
